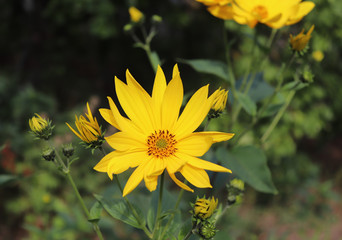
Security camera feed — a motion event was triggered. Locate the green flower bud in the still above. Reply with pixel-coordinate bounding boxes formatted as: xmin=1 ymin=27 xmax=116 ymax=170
xmin=151 ymin=15 xmax=162 ymax=23
xmin=42 ymin=148 xmax=56 ymax=161
xmin=199 ymin=221 xmax=217 ymax=239
xmin=62 ymin=144 xmax=74 ymax=158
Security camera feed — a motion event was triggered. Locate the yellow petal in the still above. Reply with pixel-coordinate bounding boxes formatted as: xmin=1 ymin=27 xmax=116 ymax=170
xmin=176 ymin=134 xmax=213 ymax=157
xmin=286 ymin=1 xmax=315 ymax=25
xmin=99 ymin=108 xmax=118 ymax=130
xmin=144 ymin=175 xmax=159 ymax=192
xmin=182 ymin=154 xmax=231 ymax=173
xmin=161 ymin=71 xmax=183 ymax=130
xmin=93 ymin=151 xmax=121 ymax=173
xmin=152 ymin=65 xmax=167 ymax=109
xmin=166 ymin=155 xmax=187 ymax=174
xmin=123 ymin=160 xmax=148 ymax=196
xmin=180 ymin=164 xmax=212 ymax=188
xmin=192 ymin=131 xmax=235 ymax=143
xmin=168 ymin=171 xmax=194 ymax=192
xmin=107 ymin=151 xmax=147 ymax=175
xmin=115 ymin=76 xmax=154 ymax=134
xmin=66 ymin=122 xmax=84 ymax=141
xmin=145 ymin=158 xmax=166 ymax=177
xmin=174 ymin=85 xmax=212 ymax=139
xmin=105 ymin=131 xmax=146 ymax=151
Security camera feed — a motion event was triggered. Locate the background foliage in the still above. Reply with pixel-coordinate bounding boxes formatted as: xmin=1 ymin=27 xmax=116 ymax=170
xmin=1 ymin=0 xmax=342 ymax=239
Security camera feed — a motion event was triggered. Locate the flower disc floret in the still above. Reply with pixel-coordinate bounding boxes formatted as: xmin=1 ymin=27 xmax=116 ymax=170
xmin=147 ymin=130 xmax=177 ymax=158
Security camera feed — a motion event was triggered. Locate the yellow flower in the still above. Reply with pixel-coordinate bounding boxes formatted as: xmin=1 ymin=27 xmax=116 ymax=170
xmin=194 ymin=197 xmax=218 ymax=220
xmin=232 ymin=0 xmax=315 ymax=29
xmin=290 ymin=25 xmax=314 ymax=52
xmin=211 ymin=88 xmax=228 ymax=113
xmin=129 ymin=7 xmax=144 ymax=23
xmin=66 ymin=103 xmax=103 ymax=148
xmin=95 ymin=64 xmax=234 ymax=196
xmin=312 ymin=50 xmax=324 ymax=62
xmin=29 ymin=113 xmax=53 ymax=140
xmin=197 ymin=0 xmax=234 ymax=20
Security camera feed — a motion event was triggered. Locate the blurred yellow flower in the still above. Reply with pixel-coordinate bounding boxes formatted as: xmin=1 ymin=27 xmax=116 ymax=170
xmin=129 ymin=7 xmax=144 ymax=23
xmin=211 ymin=88 xmax=228 ymax=113
xmin=66 ymin=103 xmax=103 ymax=148
xmin=194 ymin=197 xmax=218 ymax=220
xmin=290 ymin=25 xmax=314 ymax=52
xmin=94 ymin=64 xmax=234 ymax=196
xmin=232 ymin=0 xmax=315 ymax=29
xmin=197 ymin=0 xmax=234 ymax=20
xmin=312 ymin=50 xmax=324 ymax=62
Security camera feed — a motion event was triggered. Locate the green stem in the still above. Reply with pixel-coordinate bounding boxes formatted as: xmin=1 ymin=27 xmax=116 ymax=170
xmin=152 ymin=172 xmax=165 ymax=239
xmin=159 ymin=187 xmax=185 ymax=239
xmin=261 ymin=90 xmax=296 ymax=143
xmin=65 ymin=169 xmax=104 ymax=240
xmin=182 ymin=229 xmax=193 ymax=240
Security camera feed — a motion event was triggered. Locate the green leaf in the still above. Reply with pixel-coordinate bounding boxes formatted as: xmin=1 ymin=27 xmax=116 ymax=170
xmin=88 ymin=201 xmax=103 ymax=223
xmin=236 ymin=72 xmax=274 ymax=102
xmin=0 ymin=174 xmax=18 ymax=185
xmin=179 ymin=59 xmax=229 ymax=81
xmin=236 ymin=91 xmax=257 ymax=116
xmin=217 ymin=146 xmax=277 ymax=194
xmin=147 ymin=208 xmax=155 ymax=232
xmin=94 ymin=194 xmax=145 ymax=229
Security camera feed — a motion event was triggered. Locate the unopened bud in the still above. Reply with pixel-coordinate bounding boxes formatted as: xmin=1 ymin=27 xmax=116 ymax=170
xmin=42 ymin=148 xmax=56 ymax=161
xmin=62 ymin=144 xmax=74 ymax=158
xmin=152 ymin=15 xmax=162 ymax=23
xmin=199 ymin=221 xmax=217 ymax=239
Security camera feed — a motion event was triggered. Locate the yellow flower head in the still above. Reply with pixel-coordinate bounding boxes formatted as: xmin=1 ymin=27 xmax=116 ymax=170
xmin=312 ymin=50 xmax=324 ymax=62
xmin=29 ymin=113 xmax=53 ymax=140
xmin=197 ymin=0 xmax=234 ymax=20
xmin=129 ymin=7 xmax=144 ymax=23
xmin=95 ymin=64 xmax=234 ymax=196
xmin=290 ymin=25 xmax=314 ymax=52
xmin=232 ymin=0 xmax=315 ymax=29
xmin=211 ymin=88 xmax=228 ymax=113
xmin=194 ymin=196 xmax=218 ymax=220
xmin=66 ymin=103 xmax=104 ymax=148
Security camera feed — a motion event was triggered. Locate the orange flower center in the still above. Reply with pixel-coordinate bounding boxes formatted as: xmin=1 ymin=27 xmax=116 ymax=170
xmin=147 ymin=130 xmax=177 ymax=158
xmin=251 ymin=5 xmax=268 ymax=20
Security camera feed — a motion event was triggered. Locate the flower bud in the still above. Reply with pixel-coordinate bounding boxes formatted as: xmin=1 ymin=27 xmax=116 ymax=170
xmin=151 ymin=15 xmax=162 ymax=23
xmin=129 ymin=7 xmax=144 ymax=23
xmin=29 ymin=113 xmax=54 ymax=140
xmin=62 ymin=144 xmax=74 ymax=158
xmin=227 ymin=178 xmax=244 ymax=205
xmin=66 ymin=102 xmax=104 ymax=150
xmin=199 ymin=221 xmax=217 ymax=240
xmin=209 ymin=88 xmax=228 ymax=119
xmin=42 ymin=148 xmax=56 ymax=161
xmin=193 ymin=196 xmax=218 ymax=221
xmin=289 ymin=25 xmax=314 ymax=52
